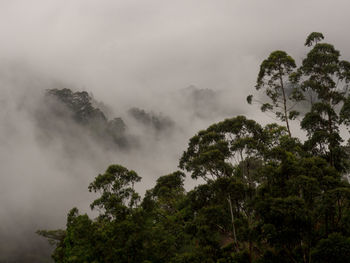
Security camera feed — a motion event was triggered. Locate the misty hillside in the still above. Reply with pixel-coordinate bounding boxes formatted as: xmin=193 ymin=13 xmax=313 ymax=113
xmin=1 ymin=1 xmax=350 ymax=263
xmin=39 ymin=88 xmax=129 ymax=149
xmin=35 ymin=86 xmax=228 ymax=154
xmin=128 ymin=107 xmax=174 ymax=133
xmin=181 ymin=85 xmax=221 ymax=119
xmin=35 ymin=87 xmax=198 ymax=150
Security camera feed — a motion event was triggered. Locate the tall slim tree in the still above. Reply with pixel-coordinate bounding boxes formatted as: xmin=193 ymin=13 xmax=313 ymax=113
xmin=248 ymin=50 xmax=302 ymax=137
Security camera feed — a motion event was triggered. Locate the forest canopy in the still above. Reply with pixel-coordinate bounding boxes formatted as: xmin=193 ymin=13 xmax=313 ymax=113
xmin=39 ymin=32 xmax=350 ymax=263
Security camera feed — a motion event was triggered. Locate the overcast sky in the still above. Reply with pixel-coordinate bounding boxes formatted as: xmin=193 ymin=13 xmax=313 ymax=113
xmin=1 ymin=0 xmax=350 ymax=107
xmin=0 ymin=1 xmax=350 ymax=260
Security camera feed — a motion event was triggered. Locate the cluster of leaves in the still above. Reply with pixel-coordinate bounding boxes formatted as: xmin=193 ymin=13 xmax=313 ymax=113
xmin=39 ymin=33 xmax=350 ymax=263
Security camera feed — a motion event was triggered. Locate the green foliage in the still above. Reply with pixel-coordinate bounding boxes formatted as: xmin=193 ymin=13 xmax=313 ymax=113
xmin=39 ymin=32 xmax=350 ymax=263
xmin=292 ymin=33 xmax=350 ymax=171
xmin=305 ymin=32 xmax=324 ymax=47
xmin=36 ymin=229 xmax=65 ymax=246
xmin=249 ymin=50 xmax=301 ymax=136
xmin=88 ymin=164 xmax=141 ymax=220
xmin=312 ymin=233 xmax=350 ymax=263
xmin=179 ymin=115 xmax=266 ymax=181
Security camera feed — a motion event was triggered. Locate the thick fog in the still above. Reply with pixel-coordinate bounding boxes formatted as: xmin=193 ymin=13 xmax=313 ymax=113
xmin=1 ymin=0 xmax=350 ymax=261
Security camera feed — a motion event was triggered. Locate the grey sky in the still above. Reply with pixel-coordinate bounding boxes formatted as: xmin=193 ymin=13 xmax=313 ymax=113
xmin=1 ymin=0 xmax=349 ymax=107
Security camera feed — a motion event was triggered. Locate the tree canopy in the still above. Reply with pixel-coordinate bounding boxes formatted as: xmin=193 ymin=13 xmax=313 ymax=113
xmin=39 ymin=32 xmax=350 ymax=263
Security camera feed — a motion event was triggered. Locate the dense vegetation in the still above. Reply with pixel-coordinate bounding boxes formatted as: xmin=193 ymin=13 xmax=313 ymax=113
xmin=39 ymin=33 xmax=350 ymax=263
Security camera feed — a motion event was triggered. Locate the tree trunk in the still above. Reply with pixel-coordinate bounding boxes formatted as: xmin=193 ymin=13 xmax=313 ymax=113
xmin=279 ymin=68 xmax=292 ymax=137
xmin=327 ymin=110 xmax=334 ymax=167
xmin=228 ymin=194 xmax=238 ymax=251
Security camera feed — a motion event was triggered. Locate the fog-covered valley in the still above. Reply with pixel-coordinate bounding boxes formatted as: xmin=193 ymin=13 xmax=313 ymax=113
xmin=1 ymin=0 xmax=350 ymax=262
